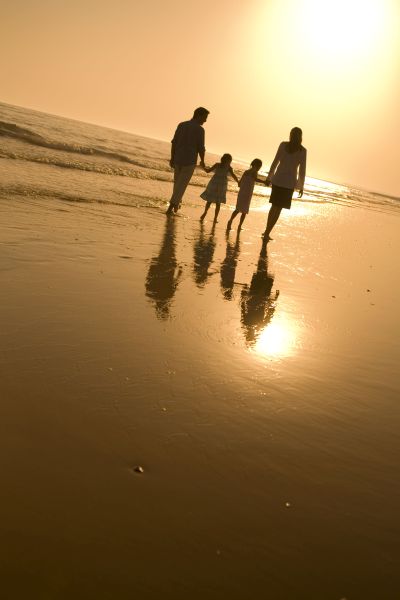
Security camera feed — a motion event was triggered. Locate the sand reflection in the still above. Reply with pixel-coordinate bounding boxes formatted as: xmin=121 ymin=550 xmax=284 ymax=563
xmin=145 ymin=217 xmax=182 ymax=319
xmin=240 ymin=243 xmax=280 ymax=347
xmin=220 ymin=232 xmax=241 ymax=300
xmin=192 ymin=222 xmax=216 ymax=288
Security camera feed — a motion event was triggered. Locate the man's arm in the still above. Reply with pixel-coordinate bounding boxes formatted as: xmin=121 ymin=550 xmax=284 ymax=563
xmin=170 ymin=141 xmax=176 ymax=168
xmin=170 ymin=123 xmax=182 ymax=168
xmin=198 ymin=148 xmax=205 ymax=168
xmin=197 ymin=127 xmax=206 ymax=168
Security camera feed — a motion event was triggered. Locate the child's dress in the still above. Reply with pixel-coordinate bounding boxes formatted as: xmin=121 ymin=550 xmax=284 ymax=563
xmin=235 ymin=172 xmax=255 ymax=214
xmin=200 ymin=164 xmax=229 ymax=204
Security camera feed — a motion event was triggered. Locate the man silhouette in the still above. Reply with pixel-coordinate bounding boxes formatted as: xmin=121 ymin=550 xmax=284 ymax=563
xmin=166 ymin=107 xmax=209 ymax=215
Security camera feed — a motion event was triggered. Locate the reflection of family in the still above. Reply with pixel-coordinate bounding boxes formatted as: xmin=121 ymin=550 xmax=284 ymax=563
xmin=145 ymin=218 xmax=278 ymax=345
xmin=167 ymin=106 xmax=307 ymax=241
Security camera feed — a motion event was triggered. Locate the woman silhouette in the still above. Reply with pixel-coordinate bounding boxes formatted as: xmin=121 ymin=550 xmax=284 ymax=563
xmin=263 ymin=127 xmax=307 ymax=240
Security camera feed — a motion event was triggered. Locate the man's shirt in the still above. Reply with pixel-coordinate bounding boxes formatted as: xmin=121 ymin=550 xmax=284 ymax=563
xmin=172 ymin=119 xmax=205 ymax=166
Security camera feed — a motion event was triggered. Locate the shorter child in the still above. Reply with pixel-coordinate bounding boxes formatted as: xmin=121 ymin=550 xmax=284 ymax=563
xmin=200 ymin=154 xmax=239 ymax=223
xmin=227 ymin=159 xmax=264 ymax=231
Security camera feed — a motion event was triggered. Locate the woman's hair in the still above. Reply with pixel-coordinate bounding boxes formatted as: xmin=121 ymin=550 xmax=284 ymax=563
xmin=251 ymin=158 xmax=262 ymax=169
xmin=220 ymin=153 xmax=232 ymax=165
xmin=288 ymin=127 xmax=303 ymax=153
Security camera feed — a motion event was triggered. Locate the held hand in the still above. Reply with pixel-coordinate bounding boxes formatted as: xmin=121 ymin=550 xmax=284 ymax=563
xmin=298 ymin=189 xmax=303 ymax=198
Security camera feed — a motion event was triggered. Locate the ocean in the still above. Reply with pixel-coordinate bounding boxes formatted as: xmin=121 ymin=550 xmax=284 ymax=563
xmin=1 ymin=101 xmax=398 ymax=214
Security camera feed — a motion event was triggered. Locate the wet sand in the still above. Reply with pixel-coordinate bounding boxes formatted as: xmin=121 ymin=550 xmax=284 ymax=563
xmin=1 ymin=193 xmax=399 ymax=599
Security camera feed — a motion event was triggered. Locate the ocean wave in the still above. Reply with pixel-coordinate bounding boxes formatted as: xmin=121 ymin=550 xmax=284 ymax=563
xmin=0 ymin=147 xmax=174 ymax=181
xmin=0 ymin=182 xmax=167 ymax=210
xmin=0 ymin=119 xmax=165 ymax=170
xmin=0 ymin=145 xmax=220 ymax=189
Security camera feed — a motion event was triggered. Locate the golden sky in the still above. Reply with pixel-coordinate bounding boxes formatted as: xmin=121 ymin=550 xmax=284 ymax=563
xmin=2 ymin=0 xmax=399 ymax=196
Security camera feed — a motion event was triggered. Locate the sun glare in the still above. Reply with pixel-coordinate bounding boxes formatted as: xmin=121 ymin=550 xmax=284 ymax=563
xmin=299 ymin=0 xmax=389 ymax=65
xmin=253 ymin=315 xmax=299 ymax=359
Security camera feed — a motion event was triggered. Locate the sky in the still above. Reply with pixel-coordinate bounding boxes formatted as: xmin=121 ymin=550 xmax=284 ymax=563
xmin=1 ymin=0 xmax=400 ymax=196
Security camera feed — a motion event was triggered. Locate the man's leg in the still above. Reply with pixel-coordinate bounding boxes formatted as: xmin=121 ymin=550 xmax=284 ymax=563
xmin=167 ymin=165 xmax=196 ymax=213
xmin=167 ymin=165 xmax=183 ymax=214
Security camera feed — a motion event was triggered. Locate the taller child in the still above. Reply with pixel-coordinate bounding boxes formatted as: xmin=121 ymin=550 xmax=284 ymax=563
xmin=166 ymin=107 xmax=210 ymax=215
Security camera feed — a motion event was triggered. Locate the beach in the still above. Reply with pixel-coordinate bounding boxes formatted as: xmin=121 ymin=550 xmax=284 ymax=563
xmin=1 ymin=103 xmax=400 ymax=599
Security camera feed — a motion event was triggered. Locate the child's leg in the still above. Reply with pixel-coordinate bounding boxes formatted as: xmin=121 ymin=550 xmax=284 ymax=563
xmin=237 ymin=213 xmax=246 ymax=230
xmin=213 ymin=204 xmax=221 ymax=222
xmin=200 ymin=202 xmax=211 ymax=220
xmin=226 ymin=209 xmax=239 ymax=230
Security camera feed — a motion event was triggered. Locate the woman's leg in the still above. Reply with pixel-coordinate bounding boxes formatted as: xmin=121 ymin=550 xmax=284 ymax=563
xmin=264 ymin=205 xmax=282 ymax=238
xmin=237 ymin=213 xmax=246 ymax=230
xmin=227 ymin=209 xmax=239 ymax=230
xmin=200 ymin=202 xmax=211 ymax=220
xmin=213 ymin=203 xmax=221 ymax=222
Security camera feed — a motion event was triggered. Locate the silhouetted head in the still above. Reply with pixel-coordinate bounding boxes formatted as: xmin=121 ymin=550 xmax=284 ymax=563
xmin=251 ymin=158 xmax=262 ymax=171
xmin=288 ymin=127 xmax=303 ymax=152
xmin=193 ymin=107 xmax=210 ymax=125
xmin=220 ymin=153 xmax=232 ymax=166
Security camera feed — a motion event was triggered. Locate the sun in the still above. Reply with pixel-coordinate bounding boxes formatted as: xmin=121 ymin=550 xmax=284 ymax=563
xmin=298 ymin=0 xmax=389 ymax=65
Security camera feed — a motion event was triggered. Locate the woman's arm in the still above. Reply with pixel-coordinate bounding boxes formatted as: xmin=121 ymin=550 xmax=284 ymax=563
xmin=297 ymin=149 xmax=307 ymax=197
xmin=265 ymin=142 xmax=283 ymax=185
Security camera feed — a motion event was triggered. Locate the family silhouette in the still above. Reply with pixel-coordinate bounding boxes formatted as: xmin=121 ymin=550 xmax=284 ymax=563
xmin=146 ymin=106 xmax=306 ymax=341
xmin=167 ymin=107 xmax=307 ymax=240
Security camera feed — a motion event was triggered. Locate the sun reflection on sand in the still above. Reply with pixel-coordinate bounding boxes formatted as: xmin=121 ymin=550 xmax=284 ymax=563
xmin=253 ymin=314 xmax=299 ymax=359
